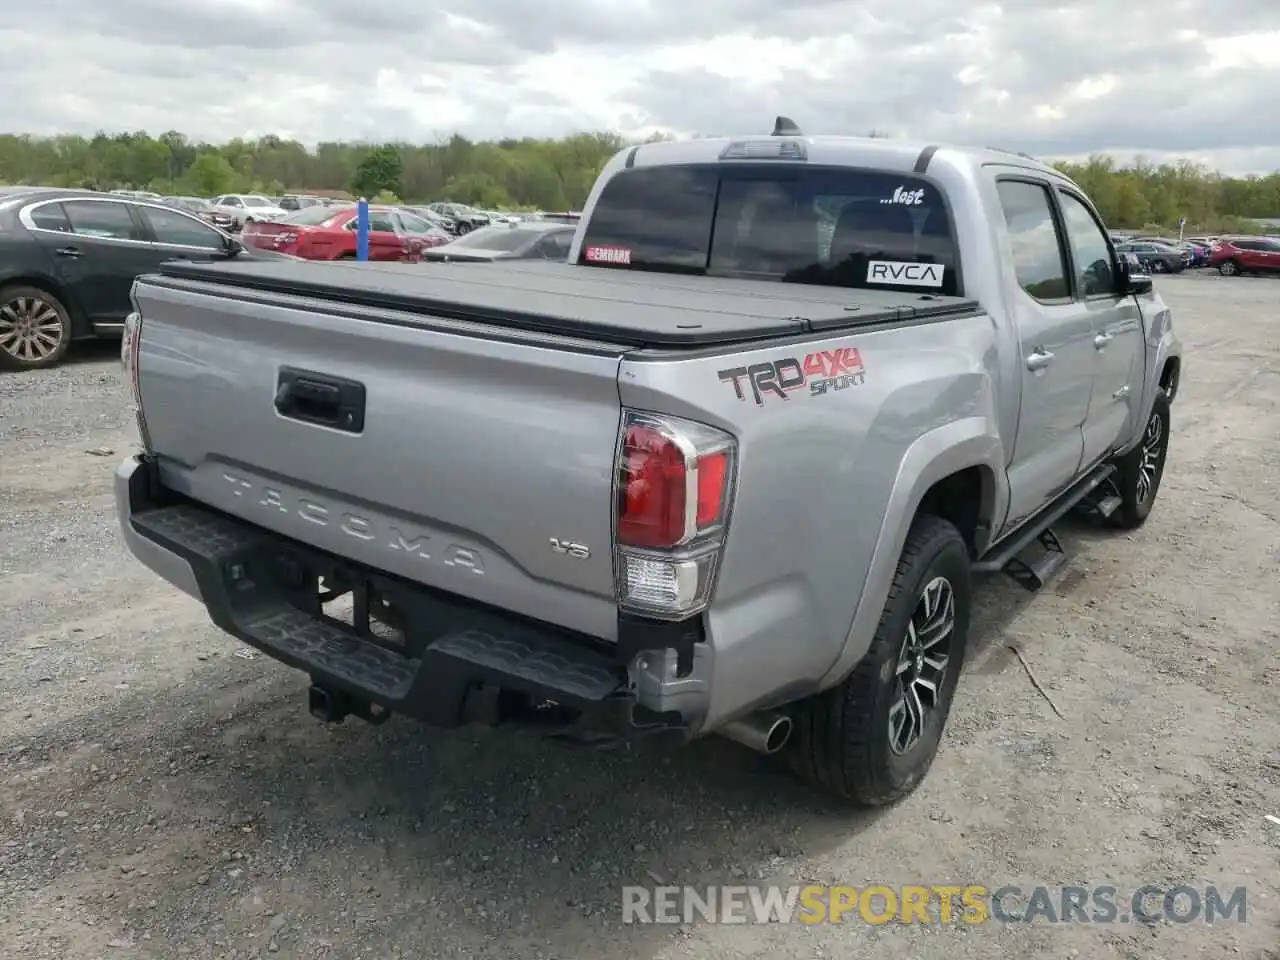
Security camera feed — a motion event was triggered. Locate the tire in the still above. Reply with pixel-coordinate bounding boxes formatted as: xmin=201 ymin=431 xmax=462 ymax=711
xmin=785 ymin=515 xmax=971 ymax=806
xmin=0 ymin=284 xmax=74 ymax=371
xmin=1150 ymin=259 xmax=1167 ymax=273
xmin=1218 ymin=260 xmax=1239 ymax=277
xmin=1106 ymin=389 xmax=1171 ymax=530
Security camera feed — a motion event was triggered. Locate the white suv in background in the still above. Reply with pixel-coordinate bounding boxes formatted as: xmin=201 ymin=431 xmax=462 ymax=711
xmin=209 ymin=194 xmax=288 ymax=231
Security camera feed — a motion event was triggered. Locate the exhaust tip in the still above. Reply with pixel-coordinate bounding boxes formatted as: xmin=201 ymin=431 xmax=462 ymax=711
xmin=717 ymin=712 xmax=793 ymax=755
xmin=762 ymin=716 xmax=792 ymax=754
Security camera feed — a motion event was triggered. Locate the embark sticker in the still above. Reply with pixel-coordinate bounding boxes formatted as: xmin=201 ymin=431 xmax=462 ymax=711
xmin=584 ymin=244 xmax=631 ymax=265
xmin=866 ymin=260 xmax=944 ymax=288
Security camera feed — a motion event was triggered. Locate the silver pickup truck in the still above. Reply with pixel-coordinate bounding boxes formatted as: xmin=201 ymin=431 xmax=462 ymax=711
xmin=116 ymin=120 xmax=1181 ymax=806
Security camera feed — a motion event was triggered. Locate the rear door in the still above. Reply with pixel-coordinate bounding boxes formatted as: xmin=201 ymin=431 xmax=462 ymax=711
xmin=22 ymin=197 xmax=158 ymax=325
xmin=365 ymin=209 xmax=405 ymax=260
xmin=1054 ymin=187 xmax=1143 ymax=465
xmin=1260 ymin=239 xmax=1280 ymax=273
xmin=993 ymin=177 xmax=1094 ymax=532
xmin=136 ymin=202 xmax=229 ymax=259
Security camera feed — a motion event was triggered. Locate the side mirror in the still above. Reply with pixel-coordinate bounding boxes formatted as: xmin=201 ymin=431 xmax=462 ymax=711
xmin=221 ymin=234 xmax=244 ymax=257
xmin=1116 ymin=251 xmax=1153 ymax=296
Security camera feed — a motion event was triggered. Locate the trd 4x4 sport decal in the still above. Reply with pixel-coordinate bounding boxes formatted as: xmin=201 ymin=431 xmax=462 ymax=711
xmin=717 ymin=346 xmax=866 ymax=406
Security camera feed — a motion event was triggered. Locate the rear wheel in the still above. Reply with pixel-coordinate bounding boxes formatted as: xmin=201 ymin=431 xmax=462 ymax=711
xmin=1218 ymin=260 xmax=1240 ymax=277
xmin=0 ymin=285 xmax=73 ymax=371
xmin=1150 ymin=259 xmax=1167 ymax=273
xmin=785 ymin=515 xmax=971 ymax=806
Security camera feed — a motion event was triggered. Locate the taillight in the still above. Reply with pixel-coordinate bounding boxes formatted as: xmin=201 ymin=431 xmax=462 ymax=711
xmin=121 ymin=309 xmax=152 ymax=452
xmin=613 ymin=410 xmax=736 ymax=619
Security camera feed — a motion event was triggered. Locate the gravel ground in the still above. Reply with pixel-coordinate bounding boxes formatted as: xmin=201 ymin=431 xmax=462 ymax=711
xmin=1 ymin=273 xmax=1277 ymax=960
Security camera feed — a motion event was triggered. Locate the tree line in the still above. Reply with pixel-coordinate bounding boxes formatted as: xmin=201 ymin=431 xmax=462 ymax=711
xmin=0 ymin=130 xmax=1276 ymax=232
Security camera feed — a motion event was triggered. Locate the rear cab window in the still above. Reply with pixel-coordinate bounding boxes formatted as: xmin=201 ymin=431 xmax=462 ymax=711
xmin=577 ymin=163 xmax=961 ymax=295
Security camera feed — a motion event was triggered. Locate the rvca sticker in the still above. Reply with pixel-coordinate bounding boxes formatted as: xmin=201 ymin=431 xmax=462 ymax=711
xmin=880 ymin=186 xmax=925 ymax=205
xmin=584 ymin=244 xmax=631 ymax=265
xmin=866 ymin=260 xmax=944 ymax=287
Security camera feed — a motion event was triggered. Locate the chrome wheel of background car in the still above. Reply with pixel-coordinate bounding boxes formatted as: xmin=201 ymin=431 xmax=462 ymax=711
xmin=1151 ymin=259 xmax=1167 ymax=273
xmin=0 ymin=295 xmax=64 ymax=363
xmin=888 ymin=575 xmax=954 ymax=756
xmin=1219 ymin=261 xmax=1238 ymax=276
xmin=1136 ymin=411 xmax=1163 ymax=504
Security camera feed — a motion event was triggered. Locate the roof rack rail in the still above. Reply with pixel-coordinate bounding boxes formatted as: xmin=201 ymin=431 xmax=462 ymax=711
xmin=987 ymin=145 xmax=1041 ymax=162
xmin=772 ymin=116 xmax=803 ymax=137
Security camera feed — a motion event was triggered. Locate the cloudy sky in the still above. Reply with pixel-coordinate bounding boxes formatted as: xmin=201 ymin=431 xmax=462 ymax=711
xmin=2 ymin=0 xmax=1278 ymax=173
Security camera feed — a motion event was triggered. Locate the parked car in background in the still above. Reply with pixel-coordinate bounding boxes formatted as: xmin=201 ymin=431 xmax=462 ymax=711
xmin=425 ymin=202 xmax=490 ymax=234
xmin=395 ymin=209 xmax=455 ymax=249
xmin=240 ymin=204 xmax=449 ymax=260
xmin=541 ymin=211 xmax=582 ymax=225
xmin=1115 ymin=240 xmax=1188 ymax=273
xmin=0 ymin=187 xmax=291 ymax=370
xmin=110 ymin=189 xmax=165 ymax=202
xmin=1207 ymin=236 xmax=1280 ymax=276
xmin=278 ymin=194 xmax=327 ymax=212
xmin=164 ymin=195 xmax=236 ymax=233
xmin=402 ymin=205 xmax=462 ymax=235
xmin=1186 ymin=241 xmax=1212 ymax=266
xmin=422 ymin=220 xmax=576 ymax=262
xmin=208 ymin=194 xmax=288 ymax=231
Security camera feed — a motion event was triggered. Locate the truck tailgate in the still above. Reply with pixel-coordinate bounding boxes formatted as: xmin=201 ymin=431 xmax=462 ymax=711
xmin=130 ymin=275 xmax=626 ymax=641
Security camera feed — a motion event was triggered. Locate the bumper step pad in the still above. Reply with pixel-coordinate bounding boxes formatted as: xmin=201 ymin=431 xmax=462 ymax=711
xmin=130 ymin=504 xmax=628 ymax=724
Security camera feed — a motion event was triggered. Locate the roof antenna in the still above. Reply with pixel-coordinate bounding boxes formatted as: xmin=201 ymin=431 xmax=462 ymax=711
xmin=772 ymin=116 xmax=802 ymax=137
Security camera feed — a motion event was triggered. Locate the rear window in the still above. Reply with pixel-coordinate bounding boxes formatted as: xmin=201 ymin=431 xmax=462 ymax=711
xmin=282 ymin=206 xmax=343 ymax=226
xmin=446 ymin=225 xmax=543 ymax=253
xmin=578 ymin=164 xmax=960 ymax=294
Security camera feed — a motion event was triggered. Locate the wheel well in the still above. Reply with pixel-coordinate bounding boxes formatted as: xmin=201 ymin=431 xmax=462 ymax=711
xmin=916 ymin=466 xmax=994 ymax=559
xmin=1160 ymin=357 xmax=1180 ymax=400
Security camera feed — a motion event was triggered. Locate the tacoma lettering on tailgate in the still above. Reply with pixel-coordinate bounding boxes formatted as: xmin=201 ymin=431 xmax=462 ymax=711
xmin=717 ymin=347 xmax=866 ymax=406
xmin=221 ymin=472 xmax=485 ymax=574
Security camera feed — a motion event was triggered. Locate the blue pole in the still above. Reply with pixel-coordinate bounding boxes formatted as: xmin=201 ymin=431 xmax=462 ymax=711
xmin=356 ymin=198 xmax=370 ymax=261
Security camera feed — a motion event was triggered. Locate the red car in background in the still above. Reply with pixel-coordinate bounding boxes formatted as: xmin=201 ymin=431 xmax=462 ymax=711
xmin=241 ymin=205 xmax=451 ymax=261
xmin=1207 ymin=236 xmax=1280 ymax=277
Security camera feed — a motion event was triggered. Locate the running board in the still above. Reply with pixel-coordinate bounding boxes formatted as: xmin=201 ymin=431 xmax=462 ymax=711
xmin=972 ymin=464 xmax=1116 ymax=591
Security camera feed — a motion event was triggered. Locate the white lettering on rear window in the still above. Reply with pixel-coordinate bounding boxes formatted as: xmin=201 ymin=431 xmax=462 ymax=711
xmin=866 ymin=260 xmax=944 ymax=287
xmin=584 ymin=244 xmax=632 ymax=264
xmin=880 ymin=186 xmax=925 ymax=205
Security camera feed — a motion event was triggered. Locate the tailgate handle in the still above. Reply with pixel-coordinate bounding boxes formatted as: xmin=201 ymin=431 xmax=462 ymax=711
xmin=274 ymin=367 xmax=366 ymax=433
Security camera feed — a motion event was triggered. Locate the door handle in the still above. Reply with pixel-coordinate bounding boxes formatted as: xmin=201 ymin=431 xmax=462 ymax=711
xmin=1094 ymin=333 xmax=1113 ymax=349
xmin=1026 ymin=349 xmax=1055 ymax=371
xmin=54 ymin=246 xmax=82 ymax=258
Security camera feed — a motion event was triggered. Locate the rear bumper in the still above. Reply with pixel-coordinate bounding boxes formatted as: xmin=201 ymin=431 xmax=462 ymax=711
xmin=116 ymin=455 xmax=708 ymax=743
